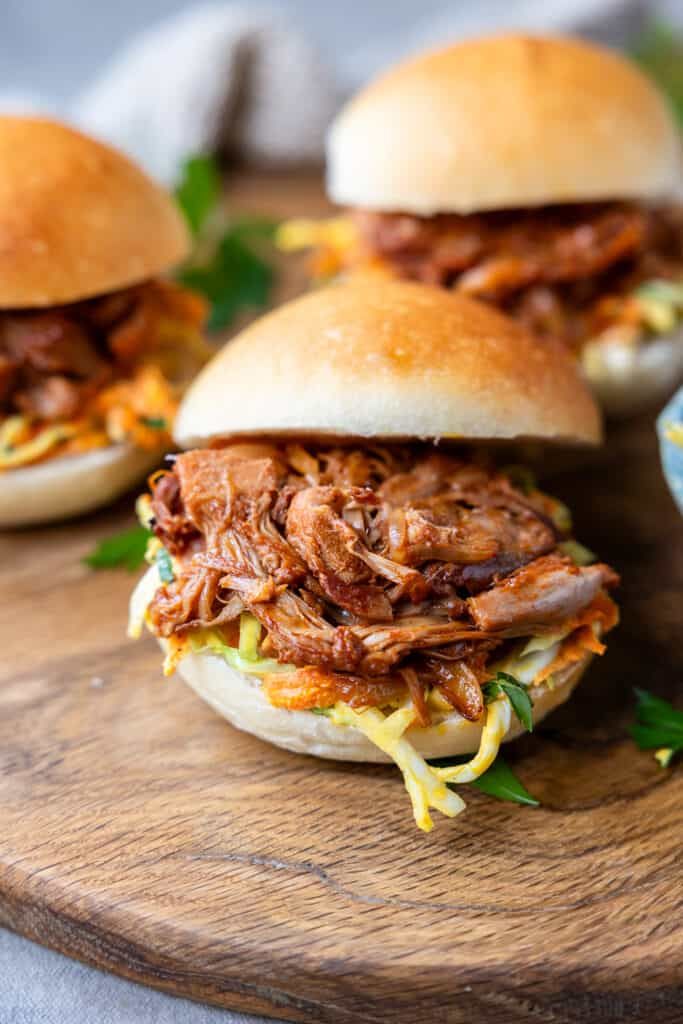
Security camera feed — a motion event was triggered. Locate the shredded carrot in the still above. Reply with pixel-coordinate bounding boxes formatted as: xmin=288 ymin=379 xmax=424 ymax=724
xmin=534 ymin=592 xmax=619 ymax=684
xmin=93 ymin=364 xmax=178 ymax=450
xmin=263 ymin=666 xmax=407 ymax=712
xmin=0 ymin=280 xmax=210 ymax=470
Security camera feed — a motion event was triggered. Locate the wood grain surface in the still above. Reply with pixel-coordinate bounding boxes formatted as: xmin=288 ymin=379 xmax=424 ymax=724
xmin=0 ymin=174 xmax=682 ymax=1024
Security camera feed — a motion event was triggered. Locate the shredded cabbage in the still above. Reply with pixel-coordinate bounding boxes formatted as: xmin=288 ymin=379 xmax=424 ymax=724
xmin=136 ymin=493 xmax=155 ymax=530
xmin=521 ymin=632 xmax=566 ymax=656
xmin=238 ymin=613 xmax=262 ymax=661
xmin=558 ymin=539 xmax=596 ymax=566
xmin=0 ymin=422 xmax=78 ymax=469
xmin=127 ymin=561 xmax=577 ymax=833
xmin=496 ymin=642 xmax=562 ymax=686
xmin=636 ymin=279 xmax=683 ymax=306
xmin=128 ymin=567 xmax=294 ymax=676
xmin=0 ymin=415 xmax=29 ymax=449
xmin=635 ymin=280 xmax=683 ymax=334
xmin=434 ymin=698 xmax=512 ymax=784
xmin=275 ymin=216 xmax=356 ymax=253
xmin=549 ymin=498 xmax=572 ymax=533
xmin=190 ymin=615 xmax=294 ymax=676
xmin=329 ymin=696 xmax=517 ymax=831
xmin=329 ymin=703 xmax=466 ymax=831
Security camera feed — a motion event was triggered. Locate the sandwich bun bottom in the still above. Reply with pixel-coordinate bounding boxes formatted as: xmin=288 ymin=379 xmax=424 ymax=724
xmin=160 ymin=637 xmax=590 ymax=763
xmin=0 ymin=444 xmax=163 ymax=528
xmin=583 ymin=327 xmax=683 ymax=415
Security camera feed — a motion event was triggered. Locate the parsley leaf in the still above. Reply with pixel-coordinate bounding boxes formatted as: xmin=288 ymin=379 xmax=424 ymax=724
xmin=174 ymin=154 xmax=279 ymax=332
xmin=175 ymin=155 xmax=221 ymax=237
xmin=429 ymin=753 xmax=539 ymax=807
xmin=502 ymin=464 xmax=537 ymax=495
xmin=179 ymin=232 xmax=274 ymax=332
xmin=631 ymin=688 xmax=683 ymax=765
xmin=139 ymin=415 xmax=167 ymax=430
xmin=470 ymin=756 xmax=540 ymax=807
xmin=483 ymin=671 xmax=534 ymax=733
xmin=84 ymin=525 xmax=152 ymax=572
xmin=631 ymin=22 xmax=683 ymax=128
xmin=230 ymin=215 xmax=279 ymax=242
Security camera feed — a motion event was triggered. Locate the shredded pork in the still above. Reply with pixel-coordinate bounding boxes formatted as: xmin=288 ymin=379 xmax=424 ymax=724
xmin=147 ymin=444 xmax=618 ymax=718
xmin=0 ymin=280 xmax=206 ymax=423
xmin=353 ymin=203 xmax=683 ymax=350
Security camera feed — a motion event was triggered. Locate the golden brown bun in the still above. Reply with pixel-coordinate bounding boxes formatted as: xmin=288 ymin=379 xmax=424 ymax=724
xmin=0 ymin=444 xmax=162 ymax=527
xmin=161 ymin=632 xmax=589 ymax=762
xmin=0 ymin=117 xmax=190 ymax=307
xmin=327 ymin=34 xmax=683 ymax=215
xmin=174 ymin=277 xmax=601 ymax=447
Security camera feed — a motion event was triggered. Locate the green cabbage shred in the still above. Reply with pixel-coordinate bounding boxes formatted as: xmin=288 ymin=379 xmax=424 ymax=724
xmin=190 ymin=613 xmax=293 ymax=675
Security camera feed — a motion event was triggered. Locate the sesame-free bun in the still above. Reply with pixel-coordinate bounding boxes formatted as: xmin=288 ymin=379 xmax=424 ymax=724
xmin=175 ymin=277 xmax=601 ymax=447
xmin=157 ymin=626 xmax=590 ymax=762
xmin=0 ymin=117 xmax=190 ymax=308
xmin=0 ymin=444 xmax=162 ymax=528
xmin=327 ymin=34 xmax=683 ymax=215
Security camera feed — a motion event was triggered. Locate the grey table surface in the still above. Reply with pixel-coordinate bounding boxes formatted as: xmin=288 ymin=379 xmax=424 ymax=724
xmin=0 ymin=928 xmax=279 ymax=1024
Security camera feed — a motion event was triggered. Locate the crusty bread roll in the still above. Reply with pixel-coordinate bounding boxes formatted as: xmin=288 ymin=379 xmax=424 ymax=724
xmin=0 ymin=116 xmax=194 ymax=526
xmin=0 ymin=444 xmax=163 ymax=528
xmin=327 ymin=34 xmax=682 ymax=216
xmin=174 ymin=276 xmax=601 ymax=448
xmin=140 ymin=277 xmax=607 ymax=775
xmin=0 ymin=116 xmax=189 ymax=308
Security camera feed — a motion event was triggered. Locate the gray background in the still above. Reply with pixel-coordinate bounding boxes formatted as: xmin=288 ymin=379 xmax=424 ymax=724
xmin=3 ymin=0 xmax=682 ymax=103
xmin=2 ymin=0 xmax=456 ymax=101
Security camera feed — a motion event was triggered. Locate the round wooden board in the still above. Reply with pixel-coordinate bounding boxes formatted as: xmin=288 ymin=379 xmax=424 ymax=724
xmin=1 ymin=176 xmax=682 ymax=1024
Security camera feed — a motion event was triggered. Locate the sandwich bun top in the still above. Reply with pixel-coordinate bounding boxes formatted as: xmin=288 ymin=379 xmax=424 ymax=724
xmin=0 ymin=117 xmax=190 ymax=308
xmin=174 ymin=276 xmax=601 ymax=447
xmin=327 ymin=34 xmax=683 ymax=215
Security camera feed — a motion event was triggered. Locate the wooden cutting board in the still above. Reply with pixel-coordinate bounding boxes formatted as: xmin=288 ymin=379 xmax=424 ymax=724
xmin=1 ymin=175 xmax=682 ymax=1024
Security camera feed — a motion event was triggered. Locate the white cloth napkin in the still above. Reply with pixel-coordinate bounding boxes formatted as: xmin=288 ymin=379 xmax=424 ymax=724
xmin=74 ymin=3 xmax=338 ymax=185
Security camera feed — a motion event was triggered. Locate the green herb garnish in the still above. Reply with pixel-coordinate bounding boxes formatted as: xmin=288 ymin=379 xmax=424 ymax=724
xmin=631 ymin=22 xmax=683 ymax=128
xmin=139 ymin=416 xmax=167 ymax=430
xmin=174 ymin=155 xmax=279 ymax=332
xmin=631 ymin=688 xmax=683 ymax=766
xmin=179 ymin=232 xmax=274 ymax=332
xmin=558 ymin=539 xmax=596 ymax=566
xmin=84 ymin=525 xmax=152 ymax=572
xmin=470 ymin=755 xmax=540 ymax=806
xmin=483 ymin=671 xmax=534 ymax=733
xmin=175 ymin=154 xmax=221 ymax=237
xmin=502 ymin=464 xmax=537 ymax=495
xmin=156 ymin=545 xmax=174 ymax=583
xmin=430 ymin=752 xmax=539 ymax=807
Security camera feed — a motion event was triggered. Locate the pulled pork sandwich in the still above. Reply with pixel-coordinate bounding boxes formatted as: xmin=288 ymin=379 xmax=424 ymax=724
xmin=0 ymin=117 xmax=210 ymax=527
xmin=279 ymin=35 xmax=683 ymax=413
xmin=129 ymin=278 xmax=619 ymax=831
